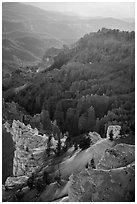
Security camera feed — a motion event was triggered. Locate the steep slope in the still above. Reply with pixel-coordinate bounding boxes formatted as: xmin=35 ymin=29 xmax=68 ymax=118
xmin=2 ymin=100 xmax=30 ymax=183
xmin=2 ymin=37 xmax=63 ymax=66
xmin=69 ymin=143 xmax=135 ymax=202
xmin=3 ymin=29 xmax=134 ymax=139
xmin=2 ymin=38 xmax=39 ymax=65
xmin=49 ymin=28 xmax=135 ymax=68
xmin=2 ymin=123 xmax=135 ymax=202
xmin=2 ymin=3 xmax=64 ymax=65
xmin=69 ymin=162 xmax=135 ymax=202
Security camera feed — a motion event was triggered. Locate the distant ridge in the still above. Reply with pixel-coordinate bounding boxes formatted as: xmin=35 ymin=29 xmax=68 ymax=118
xmin=2 ymin=2 xmax=134 ymax=65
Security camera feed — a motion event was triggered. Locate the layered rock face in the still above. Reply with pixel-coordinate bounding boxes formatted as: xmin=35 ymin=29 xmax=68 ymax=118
xmin=69 ymin=142 xmax=135 ymax=202
xmin=4 ymin=120 xmax=48 ymax=177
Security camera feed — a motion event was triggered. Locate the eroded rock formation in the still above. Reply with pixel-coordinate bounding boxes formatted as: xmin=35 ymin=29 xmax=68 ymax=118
xmin=5 ymin=120 xmax=48 ymax=177
xmin=3 ymin=124 xmax=135 ymax=202
xmin=107 ymin=125 xmax=121 ymax=139
xmin=4 ymin=119 xmax=67 ymax=189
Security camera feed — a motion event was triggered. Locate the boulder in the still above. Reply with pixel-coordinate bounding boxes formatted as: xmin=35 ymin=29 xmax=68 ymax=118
xmin=5 ymin=175 xmax=28 ymax=189
xmin=97 ymin=143 xmax=135 ymax=170
xmin=69 ymin=162 xmax=135 ymax=202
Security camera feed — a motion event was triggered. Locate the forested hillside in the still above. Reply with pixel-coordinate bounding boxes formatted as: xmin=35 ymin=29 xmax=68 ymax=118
xmin=49 ymin=28 xmax=135 ymax=69
xmin=3 ymin=2 xmax=134 ymax=66
xmin=3 ymin=28 xmax=135 ymax=141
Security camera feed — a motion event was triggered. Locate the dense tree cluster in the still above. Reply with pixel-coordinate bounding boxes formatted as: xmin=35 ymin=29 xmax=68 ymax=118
xmin=49 ymin=28 xmax=135 ymax=69
xmin=3 ymin=29 xmax=135 ymax=140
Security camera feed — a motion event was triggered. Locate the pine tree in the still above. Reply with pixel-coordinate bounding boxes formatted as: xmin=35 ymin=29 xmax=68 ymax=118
xmin=46 ymin=135 xmax=52 ymax=157
xmin=56 ymin=134 xmax=61 ymax=156
xmin=40 ymin=109 xmax=52 ymax=132
xmin=87 ymin=106 xmax=95 ymax=131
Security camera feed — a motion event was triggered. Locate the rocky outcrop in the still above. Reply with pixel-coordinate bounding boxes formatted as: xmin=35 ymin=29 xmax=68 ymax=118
xmin=5 ymin=120 xmax=48 ymax=177
xmin=69 ymin=162 xmax=135 ymax=202
xmin=107 ymin=125 xmax=121 ymax=139
xmin=5 ymin=176 xmax=29 ymax=190
xmin=97 ymin=143 xmax=135 ymax=170
xmin=4 ymin=120 xmax=67 ymax=188
xmin=3 ymin=123 xmax=135 ymax=202
xmin=68 ymin=143 xmax=135 ymax=202
xmin=88 ymin=132 xmax=102 ymax=145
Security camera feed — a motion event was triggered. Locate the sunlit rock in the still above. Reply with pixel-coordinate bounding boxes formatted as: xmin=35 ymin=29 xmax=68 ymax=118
xmin=68 ymin=142 xmax=135 ymax=202
xmin=107 ymin=125 xmax=121 ymax=139
xmin=97 ymin=143 xmax=135 ymax=170
xmin=58 ymin=196 xmax=69 ymax=202
xmin=69 ymin=162 xmax=135 ymax=202
xmin=88 ymin=132 xmax=101 ymax=145
xmin=4 ymin=120 xmax=67 ymax=179
xmin=5 ymin=120 xmax=48 ymax=177
xmin=5 ymin=176 xmax=28 ymax=189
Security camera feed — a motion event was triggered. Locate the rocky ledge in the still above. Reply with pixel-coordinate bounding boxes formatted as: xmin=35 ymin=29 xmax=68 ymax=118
xmin=69 ymin=143 xmax=135 ymax=202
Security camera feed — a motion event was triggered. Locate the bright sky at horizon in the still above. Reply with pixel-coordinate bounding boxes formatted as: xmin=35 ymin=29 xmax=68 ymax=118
xmin=25 ymin=2 xmax=135 ymax=19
